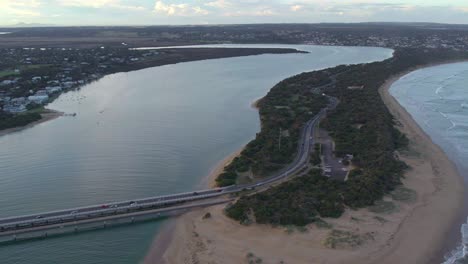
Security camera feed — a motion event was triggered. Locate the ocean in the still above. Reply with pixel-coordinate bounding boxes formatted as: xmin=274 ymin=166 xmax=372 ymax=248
xmin=389 ymin=62 xmax=468 ymax=264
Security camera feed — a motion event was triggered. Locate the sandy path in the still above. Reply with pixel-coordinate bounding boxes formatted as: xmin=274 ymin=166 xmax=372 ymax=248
xmin=145 ymin=65 xmax=466 ymax=264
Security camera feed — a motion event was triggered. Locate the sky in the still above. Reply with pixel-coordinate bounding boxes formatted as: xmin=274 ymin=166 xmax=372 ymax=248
xmin=0 ymin=0 xmax=468 ymax=26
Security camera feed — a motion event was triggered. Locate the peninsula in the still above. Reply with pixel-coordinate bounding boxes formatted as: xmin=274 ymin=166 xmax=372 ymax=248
xmin=151 ymin=48 xmax=468 ymax=263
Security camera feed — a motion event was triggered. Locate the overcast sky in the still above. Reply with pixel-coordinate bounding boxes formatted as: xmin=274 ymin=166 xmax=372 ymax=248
xmin=1 ymin=0 xmax=468 ymax=26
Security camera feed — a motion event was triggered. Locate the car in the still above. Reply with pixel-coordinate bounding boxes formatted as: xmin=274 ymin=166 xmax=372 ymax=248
xmin=110 ymin=204 xmax=118 ymax=208
xmin=35 ymin=215 xmax=43 ymax=219
xmin=70 ymin=210 xmax=78 ymax=214
xmin=101 ymin=204 xmax=109 ymax=209
xmin=129 ymin=202 xmax=137 ymax=206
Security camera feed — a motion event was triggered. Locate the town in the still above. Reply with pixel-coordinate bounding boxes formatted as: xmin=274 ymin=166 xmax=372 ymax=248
xmin=0 ymin=47 xmax=160 ymax=113
xmin=2 ymin=23 xmax=468 ymax=115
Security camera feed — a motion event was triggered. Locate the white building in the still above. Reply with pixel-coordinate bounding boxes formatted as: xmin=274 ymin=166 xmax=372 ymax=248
xmin=32 ymin=76 xmax=42 ymax=82
xmin=0 ymin=80 xmax=16 ymax=86
xmin=45 ymin=86 xmax=62 ymax=94
xmin=35 ymin=90 xmax=48 ymax=96
xmin=28 ymin=95 xmax=49 ymax=104
xmin=3 ymin=104 xmax=26 ymax=113
xmin=11 ymin=97 xmax=28 ymax=105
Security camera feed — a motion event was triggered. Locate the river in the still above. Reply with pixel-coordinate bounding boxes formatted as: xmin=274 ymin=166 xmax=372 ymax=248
xmin=0 ymin=44 xmax=392 ymax=263
xmin=389 ymin=62 xmax=468 ymax=264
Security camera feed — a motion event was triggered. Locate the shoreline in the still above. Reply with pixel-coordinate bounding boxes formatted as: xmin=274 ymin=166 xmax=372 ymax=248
xmin=142 ymin=146 xmax=244 ymax=264
xmin=0 ymin=109 xmax=63 ymax=138
xmin=379 ymin=62 xmax=467 ymax=263
xmin=143 ymin=101 xmax=255 ymax=264
xmin=145 ymin=62 xmax=467 ymax=263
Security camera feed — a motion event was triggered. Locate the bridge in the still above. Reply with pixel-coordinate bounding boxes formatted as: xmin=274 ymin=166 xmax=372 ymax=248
xmin=0 ymin=95 xmax=337 ymax=244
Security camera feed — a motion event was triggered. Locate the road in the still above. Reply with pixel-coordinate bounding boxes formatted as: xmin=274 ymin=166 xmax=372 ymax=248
xmin=0 ymin=199 xmax=232 ymax=237
xmin=0 ymin=93 xmax=338 ymax=236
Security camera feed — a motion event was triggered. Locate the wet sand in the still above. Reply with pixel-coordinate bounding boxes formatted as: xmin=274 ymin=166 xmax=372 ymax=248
xmin=145 ymin=65 xmax=466 ymax=264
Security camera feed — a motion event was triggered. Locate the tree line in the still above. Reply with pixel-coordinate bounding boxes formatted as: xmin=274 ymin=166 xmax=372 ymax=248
xmin=226 ymin=48 xmax=468 ymax=225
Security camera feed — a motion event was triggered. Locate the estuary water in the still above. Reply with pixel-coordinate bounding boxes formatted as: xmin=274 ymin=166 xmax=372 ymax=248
xmin=0 ymin=45 xmax=392 ymax=263
xmin=389 ymin=62 xmax=468 ymax=263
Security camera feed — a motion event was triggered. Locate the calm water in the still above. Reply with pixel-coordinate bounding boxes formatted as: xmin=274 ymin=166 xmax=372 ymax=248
xmin=0 ymin=45 xmax=392 ymax=264
xmin=389 ymin=62 xmax=468 ymax=264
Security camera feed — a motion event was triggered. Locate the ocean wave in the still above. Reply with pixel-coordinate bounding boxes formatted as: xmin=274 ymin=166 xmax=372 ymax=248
xmin=443 ymin=246 xmax=465 ymax=264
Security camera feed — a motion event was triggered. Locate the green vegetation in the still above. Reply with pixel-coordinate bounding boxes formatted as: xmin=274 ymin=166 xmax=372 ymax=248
xmin=0 ymin=111 xmax=41 ymax=130
xmin=324 ymin=230 xmax=374 ymax=249
xmin=216 ymin=71 xmax=331 ymax=186
xmin=245 ymin=252 xmax=263 ymax=264
xmin=226 ymin=169 xmax=344 ymax=226
xmin=374 ymin=216 xmax=388 ymax=224
xmin=315 ymin=218 xmax=333 ymax=229
xmin=391 ymin=186 xmax=417 ymax=202
xmin=310 ymin=143 xmax=322 ymax=166
xmin=0 ymin=65 xmax=52 ymax=78
xmin=0 ymin=69 xmax=17 ymax=78
xmin=368 ymin=201 xmax=397 ymax=214
xmin=226 ymin=48 xmax=468 ymax=226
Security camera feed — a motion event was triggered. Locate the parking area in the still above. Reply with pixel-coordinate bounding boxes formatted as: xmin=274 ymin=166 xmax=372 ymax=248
xmin=316 ymin=128 xmax=349 ymax=181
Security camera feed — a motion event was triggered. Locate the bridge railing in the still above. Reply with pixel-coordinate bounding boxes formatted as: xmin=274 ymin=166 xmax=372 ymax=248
xmin=0 ymin=192 xmax=228 ymax=232
xmin=0 ymin=188 xmax=226 ymax=230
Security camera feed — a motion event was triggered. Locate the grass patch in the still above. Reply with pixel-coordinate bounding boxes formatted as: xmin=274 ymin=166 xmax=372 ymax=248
xmin=391 ymin=186 xmax=417 ymax=202
xmin=0 ymin=65 xmax=53 ymax=78
xmin=399 ymin=146 xmax=421 ymax=158
xmin=0 ymin=69 xmax=18 ymax=78
xmin=284 ymin=225 xmax=309 ymax=234
xmin=374 ymin=216 xmax=388 ymax=224
xmin=324 ymin=230 xmax=373 ymax=249
xmin=315 ymin=218 xmax=333 ymax=229
xmin=368 ymin=200 xmax=397 ymax=214
xmin=245 ymin=252 xmax=263 ymax=264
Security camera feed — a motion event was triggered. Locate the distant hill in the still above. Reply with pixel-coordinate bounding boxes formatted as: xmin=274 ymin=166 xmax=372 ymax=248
xmin=1 ymin=22 xmax=55 ymax=28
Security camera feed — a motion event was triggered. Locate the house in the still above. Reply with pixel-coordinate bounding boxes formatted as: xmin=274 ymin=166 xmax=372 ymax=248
xmin=0 ymin=96 xmax=11 ymax=103
xmin=11 ymin=97 xmax=28 ymax=105
xmin=47 ymin=80 xmax=60 ymax=85
xmin=3 ymin=104 xmax=26 ymax=113
xmin=62 ymin=81 xmax=75 ymax=88
xmin=347 ymin=85 xmax=364 ymax=90
xmin=28 ymin=95 xmax=49 ymax=104
xmin=45 ymin=86 xmax=62 ymax=94
xmin=35 ymin=90 xmax=48 ymax=96
xmin=3 ymin=97 xmax=28 ymax=113
xmin=0 ymin=80 xmax=16 ymax=86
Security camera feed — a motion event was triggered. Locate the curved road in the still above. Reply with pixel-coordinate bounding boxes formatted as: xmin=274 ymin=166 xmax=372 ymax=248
xmin=0 ymin=94 xmax=338 ymax=235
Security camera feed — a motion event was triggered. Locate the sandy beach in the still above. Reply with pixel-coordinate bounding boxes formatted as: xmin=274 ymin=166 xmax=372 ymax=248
xmin=145 ymin=66 xmax=465 ymax=264
xmin=0 ymin=109 xmax=63 ymax=138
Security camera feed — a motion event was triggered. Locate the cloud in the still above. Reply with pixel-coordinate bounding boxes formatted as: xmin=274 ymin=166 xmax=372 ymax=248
xmin=455 ymin=6 xmax=468 ymax=13
xmin=154 ymin=1 xmax=209 ymax=16
xmin=57 ymin=0 xmax=115 ymax=8
xmin=0 ymin=0 xmax=42 ymax=17
xmin=224 ymin=8 xmax=277 ymax=17
xmin=154 ymin=1 xmax=188 ymax=15
xmin=290 ymin=5 xmax=303 ymax=12
xmin=57 ymin=0 xmax=145 ymax=10
xmin=205 ymin=0 xmax=232 ymax=9
xmin=193 ymin=6 xmax=210 ymax=15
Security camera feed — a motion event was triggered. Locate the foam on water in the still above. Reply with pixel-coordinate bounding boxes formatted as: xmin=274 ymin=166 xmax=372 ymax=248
xmin=390 ymin=62 xmax=468 ymax=263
